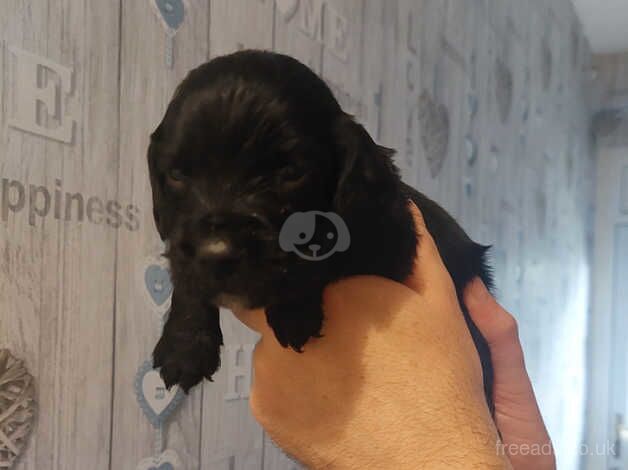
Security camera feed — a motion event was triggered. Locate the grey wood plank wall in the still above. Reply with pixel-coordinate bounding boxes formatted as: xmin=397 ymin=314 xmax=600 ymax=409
xmin=0 ymin=0 xmax=595 ymax=469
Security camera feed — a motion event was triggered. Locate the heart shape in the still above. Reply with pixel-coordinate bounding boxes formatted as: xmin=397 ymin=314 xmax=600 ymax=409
xmin=418 ymin=90 xmax=450 ymax=178
xmin=275 ymin=0 xmax=299 ymax=21
xmin=154 ymin=0 xmax=185 ymax=33
xmin=135 ymin=360 xmax=184 ymax=428
xmin=495 ymin=58 xmax=513 ymax=123
xmin=145 ymin=265 xmax=173 ymax=307
xmin=153 ymin=464 xmax=172 ymax=470
xmin=142 ymin=370 xmax=178 ymax=416
xmin=136 ymin=449 xmax=181 ymax=470
xmin=464 ymin=135 xmax=477 ymax=166
xmin=467 ymin=93 xmax=478 ymax=119
xmin=0 ymin=350 xmax=36 ymax=469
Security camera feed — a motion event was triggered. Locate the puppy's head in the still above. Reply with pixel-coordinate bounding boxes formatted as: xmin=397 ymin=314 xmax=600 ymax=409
xmin=148 ymin=50 xmax=399 ymax=308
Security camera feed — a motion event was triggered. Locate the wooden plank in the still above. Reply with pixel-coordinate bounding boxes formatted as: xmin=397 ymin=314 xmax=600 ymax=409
xmin=321 ymin=0 xmax=365 ymax=120
xmin=457 ymin=0 xmax=489 ymax=240
xmin=485 ymin=18 xmax=527 ymax=257
xmin=200 ymin=310 xmax=264 ymax=470
xmin=111 ymin=1 xmax=209 ymax=468
xmin=0 ymin=6 xmax=51 ymax=469
xmin=0 ymin=1 xmax=120 ymax=469
xmin=376 ymin=1 xmax=408 ymax=181
xmin=210 ymin=0 xmax=274 ymax=55
xmin=393 ymin=0 xmax=423 ymax=188
xmin=359 ymin=0 xmax=386 ymax=141
xmin=0 ymin=0 xmax=120 ymax=469
xmin=273 ymin=0 xmax=324 ymax=74
xmin=415 ymin=0 xmax=465 ymax=215
xmin=436 ymin=0 xmax=469 ymax=218
xmin=414 ymin=0 xmax=446 ymax=198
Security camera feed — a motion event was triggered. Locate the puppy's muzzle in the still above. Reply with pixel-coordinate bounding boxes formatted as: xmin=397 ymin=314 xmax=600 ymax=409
xmin=176 ymin=211 xmax=271 ymax=265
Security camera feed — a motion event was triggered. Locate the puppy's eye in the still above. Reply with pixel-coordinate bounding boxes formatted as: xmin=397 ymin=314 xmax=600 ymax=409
xmin=282 ymin=166 xmax=301 ymax=180
xmin=166 ymin=168 xmax=187 ymax=189
xmin=168 ymin=168 xmax=185 ymax=181
xmin=280 ymin=167 xmax=306 ymax=189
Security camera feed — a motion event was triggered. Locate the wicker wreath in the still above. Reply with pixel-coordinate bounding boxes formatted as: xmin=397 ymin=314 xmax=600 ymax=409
xmin=0 ymin=349 xmax=36 ymax=469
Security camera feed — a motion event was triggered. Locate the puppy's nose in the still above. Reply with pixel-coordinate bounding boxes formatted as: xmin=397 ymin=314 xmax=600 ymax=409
xmin=309 ymin=244 xmax=321 ymax=253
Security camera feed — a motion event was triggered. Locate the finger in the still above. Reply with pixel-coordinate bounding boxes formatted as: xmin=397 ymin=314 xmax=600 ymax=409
xmin=404 ymin=201 xmax=454 ymax=295
xmin=463 ymin=278 xmax=523 ymax=362
xmin=464 ymin=278 xmax=552 ymax=442
xmin=231 ymin=307 xmax=270 ymax=335
xmin=463 ymin=279 xmax=535 ymax=396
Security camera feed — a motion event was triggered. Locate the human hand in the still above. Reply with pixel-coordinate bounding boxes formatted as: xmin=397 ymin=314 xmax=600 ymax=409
xmin=233 ymin=203 xmax=511 ymax=469
xmin=464 ymin=280 xmax=556 ymax=470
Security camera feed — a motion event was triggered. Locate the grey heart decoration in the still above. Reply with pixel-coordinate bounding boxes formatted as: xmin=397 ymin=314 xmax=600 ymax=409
xmin=464 ymin=136 xmax=477 ymax=166
xmin=464 ymin=176 xmax=473 ymax=197
xmin=153 ymin=464 xmax=173 ymax=470
xmin=275 ymin=0 xmax=299 ymax=22
xmin=136 ymin=449 xmax=181 ymax=470
xmin=154 ymin=0 xmax=185 ymax=32
xmin=418 ymin=90 xmax=450 ymax=178
xmin=145 ymin=265 xmax=173 ymax=306
xmin=467 ymin=93 xmax=478 ymax=119
xmin=495 ymin=58 xmax=513 ymax=123
xmin=134 ymin=361 xmax=184 ymax=428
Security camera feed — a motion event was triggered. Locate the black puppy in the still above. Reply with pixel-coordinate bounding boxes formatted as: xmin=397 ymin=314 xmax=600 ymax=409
xmin=149 ymin=49 xmax=494 ymax=412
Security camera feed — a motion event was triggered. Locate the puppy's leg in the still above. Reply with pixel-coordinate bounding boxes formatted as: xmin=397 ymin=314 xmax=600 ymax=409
xmin=152 ymin=289 xmax=223 ymax=393
xmin=265 ymin=292 xmax=324 ymax=353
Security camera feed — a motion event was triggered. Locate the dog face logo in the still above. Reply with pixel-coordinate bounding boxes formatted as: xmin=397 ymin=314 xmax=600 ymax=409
xmin=279 ymin=211 xmax=350 ymax=261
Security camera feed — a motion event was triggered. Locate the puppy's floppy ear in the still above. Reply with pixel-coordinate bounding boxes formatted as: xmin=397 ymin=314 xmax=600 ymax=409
xmin=332 ymin=112 xmax=399 ymax=213
xmin=147 ymin=126 xmax=168 ymax=240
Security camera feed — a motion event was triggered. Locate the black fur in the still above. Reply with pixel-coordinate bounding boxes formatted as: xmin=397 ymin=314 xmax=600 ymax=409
xmin=148 ymin=50 xmax=494 ymax=413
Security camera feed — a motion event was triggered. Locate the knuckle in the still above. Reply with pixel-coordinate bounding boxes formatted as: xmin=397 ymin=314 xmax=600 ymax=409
xmin=498 ymin=311 xmax=520 ymax=340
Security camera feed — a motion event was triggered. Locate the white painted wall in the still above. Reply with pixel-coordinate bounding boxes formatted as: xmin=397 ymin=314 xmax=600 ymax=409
xmin=571 ymin=0 xmax=628 ymax=53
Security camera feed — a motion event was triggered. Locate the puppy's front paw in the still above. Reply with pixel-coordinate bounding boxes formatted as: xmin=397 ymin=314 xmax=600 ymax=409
xmin=152 ymin=329 xmax=221 ymax=394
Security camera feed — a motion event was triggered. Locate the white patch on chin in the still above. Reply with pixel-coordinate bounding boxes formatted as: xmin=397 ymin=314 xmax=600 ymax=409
xmin=215 ymin=293 xmax=250 ymax=312
xmin=198 ymin=239 xmax=229 ymax=257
